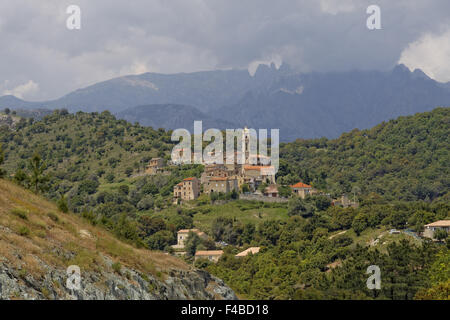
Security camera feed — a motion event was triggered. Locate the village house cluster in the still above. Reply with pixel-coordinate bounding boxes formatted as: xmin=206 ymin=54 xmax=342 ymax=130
xmin=144 ymin=127 xmax=359 ymax=207
xmin=143 ymin=128 xmax=364 ymax=261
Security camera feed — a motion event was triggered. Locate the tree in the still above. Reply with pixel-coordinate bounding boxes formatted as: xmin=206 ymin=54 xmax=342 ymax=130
xmin=288 ymin=197 xmax=314 ymax=217
xmin=312 ymin=195 xmax=331 ymax=211
xmin=241 ymin=183 xmax=250 ymax=193
xmin=147 ymin=230 xmax=175 ymax=250
xmin=278 ymin=185 xmax=292 ymax=198
xmin=212 ymin=217 xmax=234 ymax=241
xmin=57 ymin=195 xmax=69 ymax=213
xmin=434 ymin=229 xmax=448 ymax=241
xmin=352 ymin=213 xmax=368 ymax=236
xmin=241 ymin=222 xmax=255 ymax=244
xmin=4 ymin=108 xmax=10 ymax=115
xmin=137 ymin=195 xmax=154 ymax=211
xmin=125 ymin=167 xmax=133 ymax=177
xmin=78 ymin=179 xmax=99 ymax=195
xmin=185 ymin=232 xmax=201 ymax=257
xmin=28 ymin=153 xmax=49 ymax=193
xmin=13 ymin=168 xmax=28 ymax=185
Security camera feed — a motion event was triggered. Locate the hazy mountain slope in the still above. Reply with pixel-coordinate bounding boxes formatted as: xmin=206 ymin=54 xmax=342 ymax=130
xmin=1 ymin=64 xmax=450 ymax=140
xmin=0 ymin=64 xmax=286 ymax=114
xmin=220 ymin=65 xmax=450 ymax=140
xmin=0 ymin=69 xmax=261 ymax=114
xmin=0 ymin=179 xmax=236 ymax=300
xmin=116 ymin=104 xmax=236 ymax=131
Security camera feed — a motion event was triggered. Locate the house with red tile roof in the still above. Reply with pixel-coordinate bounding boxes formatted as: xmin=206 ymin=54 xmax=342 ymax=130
xmin=290 ymin=181 xmax=314 ymax=199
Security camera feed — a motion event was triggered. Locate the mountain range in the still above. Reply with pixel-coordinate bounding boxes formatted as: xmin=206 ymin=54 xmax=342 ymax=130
xmin=1 ymin=63 xmax=450 ymax=141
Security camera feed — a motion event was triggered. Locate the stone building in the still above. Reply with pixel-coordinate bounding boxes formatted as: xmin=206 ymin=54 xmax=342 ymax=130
xmin=242 ymin=165 xmax=276 ymax=190
xmin=203 ymin=177 xmax=238 ymax=194
xmin=332 ymin=194 xmax=359 ymax=208
xmin=173 ymin=177 xmax=200 ymax=204
xmin=172 ymin=229 xmax=208 ymax=249
xmin=145 ymin=157 xmax=165 ymax=175
xmin=264 ymin=185 xmax=279 ymax=197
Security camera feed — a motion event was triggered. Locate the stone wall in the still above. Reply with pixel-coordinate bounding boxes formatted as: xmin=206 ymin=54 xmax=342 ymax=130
xmin=239 ymin=194 xmax=288 ymax=203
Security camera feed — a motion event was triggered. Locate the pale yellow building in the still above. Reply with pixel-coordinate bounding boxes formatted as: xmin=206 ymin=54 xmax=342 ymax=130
xmin=195 ymin=250 xmax=224 ymax=263
xmin=203 ymin=177 xmax=239 ymax=194
xmin=423 ymin=220 xmax=450 ymax=239
xmin=290 ymin=182 xmax=313 ymax=199
xmin=172 ymin=228 xmax=208 ymax=249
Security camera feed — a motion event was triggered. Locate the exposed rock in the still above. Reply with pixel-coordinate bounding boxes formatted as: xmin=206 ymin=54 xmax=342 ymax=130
xmin=0 ymin=256 xmax=237 ymax=300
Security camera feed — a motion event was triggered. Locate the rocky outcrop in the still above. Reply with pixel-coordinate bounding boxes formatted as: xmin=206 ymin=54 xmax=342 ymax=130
xmin=0 ymin=255 xmax=237 ymax=300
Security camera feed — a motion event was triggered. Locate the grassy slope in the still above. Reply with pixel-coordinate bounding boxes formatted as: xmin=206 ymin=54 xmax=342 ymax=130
xmin=153 ymin=198 xmax=289 ymax=235
xmin=0 ymin=179 xmax=188 ymax=280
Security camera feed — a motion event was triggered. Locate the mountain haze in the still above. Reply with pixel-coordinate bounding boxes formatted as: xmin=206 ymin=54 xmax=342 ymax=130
xmin=1 ymin=64 xmax=450 ymax=140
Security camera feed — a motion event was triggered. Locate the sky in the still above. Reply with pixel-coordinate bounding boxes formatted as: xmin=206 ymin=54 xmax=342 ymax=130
xmin=0 ymin=0 xmax=449 ymax=101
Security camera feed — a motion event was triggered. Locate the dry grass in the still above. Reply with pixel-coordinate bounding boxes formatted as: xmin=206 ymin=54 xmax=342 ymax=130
xmin=0 ymin=179 xmax=189 ymax=279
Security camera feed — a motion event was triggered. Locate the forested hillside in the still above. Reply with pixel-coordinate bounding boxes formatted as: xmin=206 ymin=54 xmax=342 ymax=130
xmin=0 ymin=107 xmax=448 ymax=300
xmin=278 ymin=107 xmax=450 ymax=202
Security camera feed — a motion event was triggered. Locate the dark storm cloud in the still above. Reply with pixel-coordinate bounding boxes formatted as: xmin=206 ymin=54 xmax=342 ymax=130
xmin=0 ymin=0 xmax=449 ymax=100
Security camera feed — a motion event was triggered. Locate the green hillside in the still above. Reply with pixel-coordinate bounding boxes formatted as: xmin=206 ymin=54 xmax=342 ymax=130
xmin=0 ymin=179 xmax=238 ymax=300
xmin=278 ymin=107 xmax=450 ymax=202
xmin=0 ymin=107 xmax=448 ymax=300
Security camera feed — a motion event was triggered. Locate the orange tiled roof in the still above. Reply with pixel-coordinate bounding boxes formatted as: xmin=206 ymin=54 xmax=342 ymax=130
xmin=291 ymin=182 xmax=312 ymax=188
xmin=183 ymin=177 xmax=195 ymax=181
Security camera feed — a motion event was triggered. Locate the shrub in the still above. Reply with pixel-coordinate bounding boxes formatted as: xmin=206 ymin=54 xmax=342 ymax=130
xmin=47 ymin=212 xmax=59 ymax=222
xmin=18 ymin=226 xmax=30 ymax=237
xmin=57 ymin=196 xmax=69 ymax=213
xmin=194 ymin=258 xmax=212 ymax=269
xmin=112 ymin=262 xmax=122 ymax=273
xmin=11 ymin=208 xmax=28 ymax=220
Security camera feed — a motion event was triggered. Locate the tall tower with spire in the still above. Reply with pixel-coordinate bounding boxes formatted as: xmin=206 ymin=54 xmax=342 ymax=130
xmin=242 ymin=126 xmax=250 ymax=164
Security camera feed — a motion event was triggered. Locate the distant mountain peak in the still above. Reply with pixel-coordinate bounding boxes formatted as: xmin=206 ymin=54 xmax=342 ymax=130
xmin=412 ymin=68 xmax=431 ymax=80
xmin=392 ymin=63 xmax=411 ymax=74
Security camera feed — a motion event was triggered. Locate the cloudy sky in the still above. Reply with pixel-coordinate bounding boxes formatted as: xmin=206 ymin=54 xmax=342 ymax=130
xmin=0 ymin=0 xmax=449 ymax=101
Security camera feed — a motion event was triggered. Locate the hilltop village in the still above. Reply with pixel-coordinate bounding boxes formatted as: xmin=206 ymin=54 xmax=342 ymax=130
xmin=143 ymin=128 xmax=359 ymax=262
